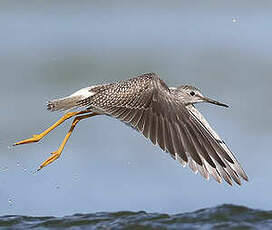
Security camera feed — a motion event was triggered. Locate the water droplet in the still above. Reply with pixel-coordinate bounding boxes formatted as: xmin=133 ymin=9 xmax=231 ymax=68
xmin=0 ymin=167 xmax=8 ymax=173
xmin=73 ymin=174 xmax=79 ymax=181
xmin=16 ymin=162 xmax=20 ymax=167
xmin=232 ymin=18 xmax=237 ymax=23
xmin=8 ymin=198 xmax=13 ymax=206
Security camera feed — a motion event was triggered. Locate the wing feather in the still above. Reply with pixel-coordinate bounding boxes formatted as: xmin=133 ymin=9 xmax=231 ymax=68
xmin=149 ymin=113 xmax=158 ymax=145
xmin=197 ymin=162 xmax=209 ymax=180
xmin=92 ymin=73 xmax=247 ymax=185
xmin=130 ymin=110 xmax=143 ymax=127
xmin=157 ymin=115 xmax=166 ymax=151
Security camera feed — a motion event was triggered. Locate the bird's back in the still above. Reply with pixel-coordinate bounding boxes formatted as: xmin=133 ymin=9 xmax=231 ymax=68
xmin=79 ymin=73 xmax=162 ymax=114
xmin=47 ymin=73 xmax=161 ymax=112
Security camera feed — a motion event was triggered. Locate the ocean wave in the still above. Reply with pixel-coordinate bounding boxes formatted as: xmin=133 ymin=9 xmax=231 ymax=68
xmin=1 ymin=204 xmax=272 ymax=230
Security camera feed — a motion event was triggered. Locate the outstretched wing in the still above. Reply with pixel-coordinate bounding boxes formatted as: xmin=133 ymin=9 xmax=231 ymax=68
xmin=86 ymin=73 xmax=248 ymax=185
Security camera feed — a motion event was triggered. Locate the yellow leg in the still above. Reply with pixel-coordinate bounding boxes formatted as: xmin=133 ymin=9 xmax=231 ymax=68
xmin=13 ymin=110 xmax=91 ymax=146
xmin=38 ymin=112 xmax=98 ymax=171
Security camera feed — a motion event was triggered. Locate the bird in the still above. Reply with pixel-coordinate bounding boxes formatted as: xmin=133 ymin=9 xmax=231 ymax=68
xmin=14 ymin=72 xmax=248 ymax=185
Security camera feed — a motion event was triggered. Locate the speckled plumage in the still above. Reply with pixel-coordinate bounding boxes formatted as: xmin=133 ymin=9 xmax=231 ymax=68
xmin=46 ymin=72 xmax=248 ymax=185
xmin=77 ymin=73 xmax=157 ymax=113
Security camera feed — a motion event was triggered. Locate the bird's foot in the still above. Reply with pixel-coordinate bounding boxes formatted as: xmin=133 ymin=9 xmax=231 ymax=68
xmin=13 ymin=134 xmax=42 ymax=146
xmin=38 ymin=150 xmax=61 ymax=171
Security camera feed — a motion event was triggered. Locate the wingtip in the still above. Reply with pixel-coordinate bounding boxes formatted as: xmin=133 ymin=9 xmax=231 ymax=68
xmin=238 ymin=169 xmax=249 ymax=182
xmin=243 ymin=174 xmax=249 ymax=182
xmin=227 ymin=180 xmax=233 ymax=186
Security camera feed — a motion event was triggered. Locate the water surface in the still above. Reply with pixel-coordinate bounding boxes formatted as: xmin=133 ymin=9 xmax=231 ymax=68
xmin=1 ymin=205 xmax=272 ymax=230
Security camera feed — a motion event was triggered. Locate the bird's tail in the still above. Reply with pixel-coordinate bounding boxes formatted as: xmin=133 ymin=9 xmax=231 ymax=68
xmin=47 ymin=86 xmax=97 ymax=112
xmin=47 ymin=96 xmax=83 ymax=112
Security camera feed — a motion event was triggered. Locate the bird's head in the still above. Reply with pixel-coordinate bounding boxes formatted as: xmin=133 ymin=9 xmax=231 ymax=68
xmin=174 ymin=85 xmax=229 ymax=107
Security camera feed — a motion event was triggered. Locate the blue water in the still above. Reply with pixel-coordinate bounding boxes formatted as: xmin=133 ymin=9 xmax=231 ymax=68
xmin=1 ymin=205 xmax=272 ymax=230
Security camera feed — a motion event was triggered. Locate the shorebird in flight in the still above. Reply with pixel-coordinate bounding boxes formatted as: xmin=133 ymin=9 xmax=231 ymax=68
xmin=14 ymin=73 xmax=248 ymax=185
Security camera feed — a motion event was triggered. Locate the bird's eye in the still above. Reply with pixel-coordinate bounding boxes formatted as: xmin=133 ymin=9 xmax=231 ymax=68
xmin=190 ymin=91 xmax=195 ymax=96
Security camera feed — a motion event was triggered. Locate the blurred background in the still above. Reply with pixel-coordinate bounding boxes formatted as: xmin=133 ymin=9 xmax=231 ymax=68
xmin=0 ymin=0 xmax=271 ymax=216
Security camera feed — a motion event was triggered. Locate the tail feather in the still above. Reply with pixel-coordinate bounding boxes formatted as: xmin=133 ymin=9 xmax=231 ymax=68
xmin=47 ymin=96 xmax=83 ymax=112
xmin=47 ymin=86 xmax=97 ymax=112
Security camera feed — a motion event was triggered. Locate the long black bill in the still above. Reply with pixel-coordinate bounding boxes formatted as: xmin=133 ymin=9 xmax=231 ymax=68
xmin=203 ymin=97 xmax=229 ymax=108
